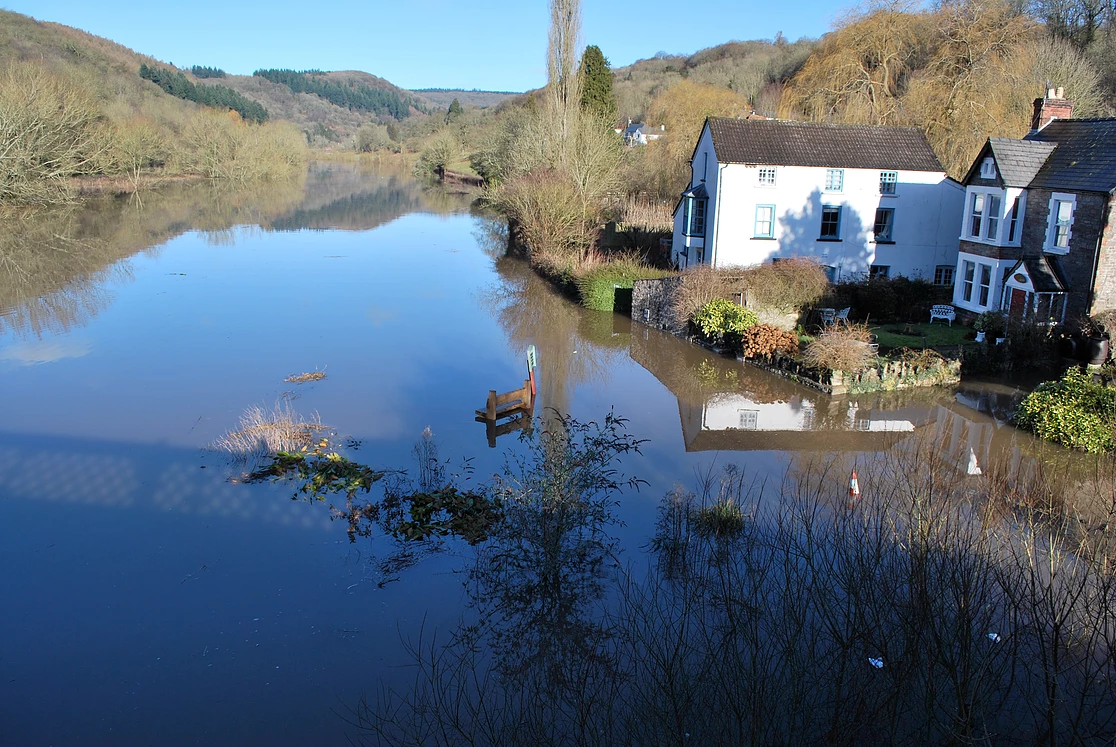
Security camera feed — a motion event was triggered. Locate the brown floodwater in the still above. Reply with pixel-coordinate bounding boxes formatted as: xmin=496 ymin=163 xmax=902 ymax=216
xmin=0 ymin=163 xmax=1095 ymax=745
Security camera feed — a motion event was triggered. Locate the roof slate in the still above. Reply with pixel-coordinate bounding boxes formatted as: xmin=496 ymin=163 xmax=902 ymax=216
xmin=706 ymin=118 xmax=944 ymax=172
xmin=1024 ymin=119 xmax=1116 ymax=194
xmin=1008 ymin=256 xmax=1068 ymax=293
xmin=986 ymin=138 xmax=1056 ymax=187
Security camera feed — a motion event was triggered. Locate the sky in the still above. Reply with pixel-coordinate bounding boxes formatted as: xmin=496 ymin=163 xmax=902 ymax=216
xmin=0 ymin=0 xmax=840 ymax=92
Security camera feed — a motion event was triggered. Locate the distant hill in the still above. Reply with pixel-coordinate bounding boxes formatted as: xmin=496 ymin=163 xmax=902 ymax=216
xmin=0 ymin=9 xmax=422 ymax=148
xmin=412 ymin=89 xmax=521 ymax=109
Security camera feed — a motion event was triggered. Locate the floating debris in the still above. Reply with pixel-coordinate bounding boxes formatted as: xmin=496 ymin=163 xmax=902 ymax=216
xmin=988 ymin=632 xmax=1001 ymax=643
xmin=284 ymin=370 xmax=327 ymax=384
xmin=868 ymin=657 xmax=884 ymax=669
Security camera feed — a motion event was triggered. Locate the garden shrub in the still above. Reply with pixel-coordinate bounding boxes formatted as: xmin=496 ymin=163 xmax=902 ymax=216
xmin=801 ymin=323 xmax=877 ymax=372
xmin=1014 ymin=368 xmax=1116 ymax=453
xmin=740 ymin=323 xmax=799 ymax=359
xmin=693 ymin=298 xmax=758 ymax=346
xmin=741 ymin=258 xmax=829 ymax=314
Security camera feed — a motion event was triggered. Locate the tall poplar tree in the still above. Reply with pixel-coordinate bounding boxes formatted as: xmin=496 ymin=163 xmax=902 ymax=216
xmin=579 ymin=45 xmax=617 ymax=123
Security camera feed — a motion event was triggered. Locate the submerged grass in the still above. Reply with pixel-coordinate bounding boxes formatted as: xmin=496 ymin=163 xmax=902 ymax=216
xmin=212 ymin=399 xmax=327 ymax=461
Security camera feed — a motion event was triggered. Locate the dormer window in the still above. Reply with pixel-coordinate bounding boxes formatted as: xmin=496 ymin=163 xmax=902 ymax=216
xmin=980 ymin=157 xmax=997 ymax=180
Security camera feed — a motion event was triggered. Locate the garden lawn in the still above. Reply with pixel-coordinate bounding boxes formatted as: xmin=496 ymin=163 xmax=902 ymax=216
xmin=872 ymin=322 xmax=973 ymax=352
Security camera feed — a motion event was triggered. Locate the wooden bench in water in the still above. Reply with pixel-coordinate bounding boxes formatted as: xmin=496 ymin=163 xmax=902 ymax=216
xmin=475 ymin=379 xmax=534 ymax=448
xmin=475 ymin=379 xmax=534 ymax=422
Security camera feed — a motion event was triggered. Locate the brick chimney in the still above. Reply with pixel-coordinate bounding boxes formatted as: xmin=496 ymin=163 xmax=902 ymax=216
xmin=1031 ymin=87 xmax=1074 ymax=131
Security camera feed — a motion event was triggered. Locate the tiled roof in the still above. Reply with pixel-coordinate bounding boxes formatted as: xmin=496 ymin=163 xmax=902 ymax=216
xmin=1025 ymin=118 xmax=1116 ymax=194
xmin=706 ymin=118 xmax=944 ymax=172
xmin=986 ymin=138 xmax=1056 ymax=187
xmin=1008 ymin=256 xmax=1067 ymax=293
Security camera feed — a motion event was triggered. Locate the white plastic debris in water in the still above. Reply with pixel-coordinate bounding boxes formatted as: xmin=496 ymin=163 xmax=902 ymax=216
xmin=967 ymin=448 xmax=982 ymax=476
xmin=868 ymin=657 xmax=884 ymax=669
xmin=988 ymin=632 xmax=1001 ymax=643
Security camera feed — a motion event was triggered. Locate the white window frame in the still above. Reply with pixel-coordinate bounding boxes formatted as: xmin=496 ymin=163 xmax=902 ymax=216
xmin=962 ymin=260 xmax=975 ymax=302
xmin=934 ymin=265 xmax=954 ymax=286
xmin=685 ymin=197 xmax=706 ymax=237
xmin=870 ymin=265 xmax=890 ymax=279
xmin=978 ymin=264 xmax=993 ymax=307
xmin=879 ymin=171 xmax=898 ymax=195
xmin=754 ymin=204 xmax=775 ymax=238
xmin=964 ymin=188 xmax=1006 ymax=244
xmin=873 ymin=207 xmax=895 ymax=242
xmin=1044 ymin=192 xmax=1076 ymax=254
xmin=1006 ymin=196 xmax=1022 ymax=244
xmin=980 ymin=157 xmax=997 ymax=180
xmin=757 ymin=167 xmax=776 ymax=186
xmin=824 ymin=169 xmax=844 ymax=192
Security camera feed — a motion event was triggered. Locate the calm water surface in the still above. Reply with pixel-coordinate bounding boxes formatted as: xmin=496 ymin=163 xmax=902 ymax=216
xmin=0 ymin=164 xmax=1049 ymax=745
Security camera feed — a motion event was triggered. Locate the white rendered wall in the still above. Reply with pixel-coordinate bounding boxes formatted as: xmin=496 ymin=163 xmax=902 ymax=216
xmin=708 ymin=164 xmax=963 ymax=279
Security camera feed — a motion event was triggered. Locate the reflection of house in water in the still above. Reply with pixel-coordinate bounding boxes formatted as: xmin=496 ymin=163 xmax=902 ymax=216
xmin=629 ymin=323 xmax=1022 ymax=468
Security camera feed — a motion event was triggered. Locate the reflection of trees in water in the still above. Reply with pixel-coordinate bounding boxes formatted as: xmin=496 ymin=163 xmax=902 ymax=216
xmin=480 ymin=226 xmax=627 ymax=418
xmin=271 ymin=163 xmax=473 ymax=232
xmin=0 ymin=166 xmax=471 ymax=341
xmin=355 ymin=414 xmax=643 ymax=746
xmin=0 ymin=177 xmax=304 ymax=339
xmin=356 ymin=434 xmax=1116 ymax=746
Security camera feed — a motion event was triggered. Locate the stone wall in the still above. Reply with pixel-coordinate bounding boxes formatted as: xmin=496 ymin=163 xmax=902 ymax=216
xmin=1090 ymin=196 xmax=1116 ymax=315
xmin=632 ymin=276 xmax=686 ymax=333
xmin=1021 ymin=188 xmax=1109 ymax=321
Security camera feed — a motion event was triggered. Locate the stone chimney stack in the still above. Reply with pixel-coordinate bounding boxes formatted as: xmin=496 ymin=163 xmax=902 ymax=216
xmin=1031 ymin=88 xmax=1074 ymax=131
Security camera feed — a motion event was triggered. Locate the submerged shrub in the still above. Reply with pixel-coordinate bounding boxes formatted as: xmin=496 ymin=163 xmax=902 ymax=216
xmin=693 ymin=298 xmax=758 ymax=345
xmin=1014 ymin=368 xmax=1116 ymax=452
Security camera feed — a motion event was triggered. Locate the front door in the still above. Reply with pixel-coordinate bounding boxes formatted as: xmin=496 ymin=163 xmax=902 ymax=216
xmin=1008 ymin=287 xmax=1028 ymax=322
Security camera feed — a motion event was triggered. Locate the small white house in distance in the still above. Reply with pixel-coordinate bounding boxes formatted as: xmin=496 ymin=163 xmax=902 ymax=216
xmin=671 ymin=118 xmax=965 ymax=282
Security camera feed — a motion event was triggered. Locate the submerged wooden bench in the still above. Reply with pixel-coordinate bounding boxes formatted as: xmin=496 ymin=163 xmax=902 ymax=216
xmin=475 ymin=379 xmax=534 ymax=447
xmin=475 ymin=379 xmax=534 ymax=422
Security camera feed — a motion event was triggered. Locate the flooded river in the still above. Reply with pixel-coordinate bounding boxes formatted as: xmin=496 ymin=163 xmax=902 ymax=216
xmin=0 ymin=164 xmax=1086 ymax=745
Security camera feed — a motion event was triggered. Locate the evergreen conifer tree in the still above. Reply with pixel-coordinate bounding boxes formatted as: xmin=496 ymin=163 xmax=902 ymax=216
xmin=445 ymin=97 xmax=464 ymax=124
xmin=579 ymin=45 xmax=617 ymax=123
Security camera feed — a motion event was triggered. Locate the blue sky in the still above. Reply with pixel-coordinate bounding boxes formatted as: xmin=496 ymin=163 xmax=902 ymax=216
xmin=2 ymin=1 xmax=837 ymax=91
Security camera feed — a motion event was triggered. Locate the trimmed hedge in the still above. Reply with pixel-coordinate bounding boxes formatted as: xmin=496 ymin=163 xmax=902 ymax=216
xmin=1014 ymin=368 xmax=1116 ymax=453
xmin=576 ymin=262 xmax=670 ymax=312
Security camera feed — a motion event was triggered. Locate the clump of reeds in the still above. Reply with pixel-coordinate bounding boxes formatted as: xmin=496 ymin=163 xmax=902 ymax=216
xmin=212 ymin=399 xmax=326 ymax=460
xmin=284 ymin=370 xmax=327 ymax=384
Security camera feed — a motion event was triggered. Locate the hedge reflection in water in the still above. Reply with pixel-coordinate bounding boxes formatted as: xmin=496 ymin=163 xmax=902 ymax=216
xmin=352 ymin=419 xmax=1116 ymax=746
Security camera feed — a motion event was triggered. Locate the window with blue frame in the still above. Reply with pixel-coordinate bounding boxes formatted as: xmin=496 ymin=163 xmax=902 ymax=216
xmin=754 ymin=204 xmax=775 ymax=238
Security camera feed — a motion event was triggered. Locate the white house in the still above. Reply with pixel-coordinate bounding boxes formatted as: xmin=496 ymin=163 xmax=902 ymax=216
xmin=671 ymin=118 xmax=964 ymax=282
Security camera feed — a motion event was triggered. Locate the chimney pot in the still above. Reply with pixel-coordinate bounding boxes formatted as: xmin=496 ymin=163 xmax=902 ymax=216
xmin=1056 ymin=86 xmax=1065 ymax=98
xmin=1031 ymin=90 xmax=1075 ymax=131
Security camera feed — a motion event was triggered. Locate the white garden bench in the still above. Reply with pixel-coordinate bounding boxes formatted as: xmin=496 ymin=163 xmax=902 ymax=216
xmin=929 ymin=304 xmax=956 ymax=326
